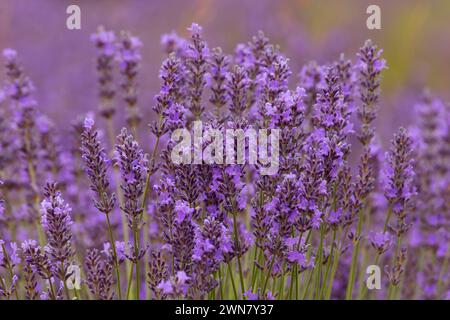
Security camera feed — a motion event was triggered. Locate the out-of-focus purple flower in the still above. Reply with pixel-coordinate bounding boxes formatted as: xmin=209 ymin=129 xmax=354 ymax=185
xmin=156 ymin=270 xmax=191 ymax=298
xmin=298 ymin=61 xmax=326 ymax=120
xmin=326 ymin=208 xmax=342 ymax=229
xmin=157 ymin=279 xmax=173 ymax=295
xmin=116 ymin=31 xmax=143 ymax=128
xmin=2 ymin=48 xmax=40 ymax=215
xmin=368 ymin=231 xmax=392 ymax=254
xmin=383 ymin=127 xmax=415 ymax=236
xmin=91 ymin=26 xmax=117 ymax=119
xmin=160 ymin=31 xmax=187 ymax=57
xmin=2 ymin=48 xmax=36 ymax=109
xmin=174 ymin=200 xmax=194 ymax=223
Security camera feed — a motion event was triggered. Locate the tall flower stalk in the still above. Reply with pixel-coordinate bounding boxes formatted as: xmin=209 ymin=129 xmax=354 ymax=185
xmin=115 ymin=128 xmax=148 ymax=299
xmin=2 ymin=49 xmax=45 ymax=245
xmin=80 ymin=116 xmax=121 ymax=299
xmin=384 ymin=128 xmax=415 ymax=299
xmin=40 ymin=182 xmax=74 ymax=298
xmin=346 ymin=39 xmax=385 ymax=299
xmin=116 ymin=32 xmax=143 ymax=134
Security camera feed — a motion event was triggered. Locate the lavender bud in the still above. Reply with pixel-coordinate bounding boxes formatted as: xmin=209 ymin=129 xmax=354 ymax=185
xmin=91 ymin=26 xmax=117 ymax=119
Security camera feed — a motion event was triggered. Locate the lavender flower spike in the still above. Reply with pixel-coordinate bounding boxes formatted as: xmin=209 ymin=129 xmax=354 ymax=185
xmin=356 ymin=40 xmax=386 ymax=146
xmin=80 ymin=116 xmax=116 ymax=214
xmin=209 ymin=47 xmax=230 ymax=113
xmin=384 ymin=127 xmax=415 ymax=236
xmin=80 ymin=115 xmax=122 ymax=298
xmin=185 ymin=23 xmax=209 ymax=119
xmin=117 ymin=31 xmax=143 ymax=129
xmin=41 ymin=182 xmax=73 ymax=286
xmin=91 ymin=26 xmax=117 ymax=119
xmin=115 ymin=128 xmax=148 ymax=230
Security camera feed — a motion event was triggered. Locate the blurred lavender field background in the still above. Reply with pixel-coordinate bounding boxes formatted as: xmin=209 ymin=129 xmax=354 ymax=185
xmin=1 ymin=0 xmax=449 ymax=142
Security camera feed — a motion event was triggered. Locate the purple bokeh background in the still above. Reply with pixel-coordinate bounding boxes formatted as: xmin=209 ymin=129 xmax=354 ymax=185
xmin=1 ymin=0 xmax=449 ymax=142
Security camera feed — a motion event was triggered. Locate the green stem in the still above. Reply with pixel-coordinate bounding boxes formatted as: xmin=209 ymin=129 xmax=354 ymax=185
xmin=231 ymin=211 xmax=246 ymax=294
xmin=106 ymin=213 xmax=122 ymax=299
xmin=360 ymin=205 xmax=393 ymax=300
xmin=345 ymin=208 xmax=364 ymax=300
xmin=262 ymin=254 xmax=276 ymax=295
xmin=387 ymin=236 xmax=402 ymax=300
xmin=126 ymin=260 xmax=134 ymax=299
xmin=218 ymin=267 xmax=224 ymax=299
xmin=314 ymin=224 xmax=326 ymax=299
xmin=142 ymin=136 xmax=160 ymax=297
xmin=61 ymin=261 xmax=71 ymax=300
xmin=437 ymin=247 xmax=450 ymax=297
xmin=0 ymin=243 xmax=20 ymax=300
xmin=227 ymin=262 xmax=238 ymax=299
xmin=48 ymin=278 xmax=57 ymax=300
xmin=134 ymin=226 xmax=140 ymax=299
xmin=250 ymin=246 xmax=259 ymax=291
xmin=106 ymin=119 xmax=130 ymax=249
xmin=278 ymin=264 xmax=286 ymax=299
xmin=321 ymin=229 xmax=336 ymax=299
xmin=301 ymin=269 xmax=314 ymax=300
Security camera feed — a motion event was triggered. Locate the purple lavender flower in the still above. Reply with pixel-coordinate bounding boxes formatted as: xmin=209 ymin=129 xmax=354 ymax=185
xmin=37 ymin=115 xmax=62 ymax=182
xmin=172 ymin=200 xmax=196 ymax=273
xmin=147 ymin=250 xmax=169 ymax=299
xmin=384 ymin=127 xmax=415 ymax=236
xmin=298 ymin=61 xmax=326 ymax=121
xmin=116 ymin=31 xmax=143 ymax=129
xmin=21 ymin=239 xmax=58 ymax=299
xmin=296 ymin=130 xmax=328 ymax=233
xmin=40 ymin=182 xmax=73 ymax=282
xmin=115 ymin=128 xmax=148 ymax=230
xmin=91 ymin=26 xmax=117 ymax=119
xmin=209 ymin=47 xmax=230 ymax=112
xmin=150 ymin=53 xmax=186 ymax=139
xmin=160 ymin=31 xmax=187 ymax=57
xmin=0 ymin=240 xmax=20 ymax=299
xmin=258 ymin=52 xmax=292 ymax=123
xmin=2 ymin=48 xmax=36 ymax=109
xmin=368 ymin=231 xmax=392 ymax=254
xmin=85 ymin=248 xmax=113 ymax=300
xmin=227 ymin=65 xmax=250 ymax=117
xmin=313 ymin=65 xmax=353 ymax=185
xmin=2 ymin=48 xmax=40 ymax=215
xmin=326 ymin=209 xmax=343 ymax=229
xmin=356 ymin=40 xmax=386 ymax=146
xmin=156 ymin=271 xmax=190 ymax=298
xmin=191 ymin=216 xmax=232 ymax=296
xmin=185 ymin=23 xmax=209 ymax=119
xmin=80 ymin=116 xmax=116 ymax=214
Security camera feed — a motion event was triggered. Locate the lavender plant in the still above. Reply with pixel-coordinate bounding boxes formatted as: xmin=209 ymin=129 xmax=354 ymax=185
xmin=0 ymin=23 xmax=448 ymax=301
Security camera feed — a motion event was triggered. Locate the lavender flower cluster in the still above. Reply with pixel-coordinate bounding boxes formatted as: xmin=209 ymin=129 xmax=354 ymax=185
xmin=0 ymin=23 xmax=448 ymax=300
